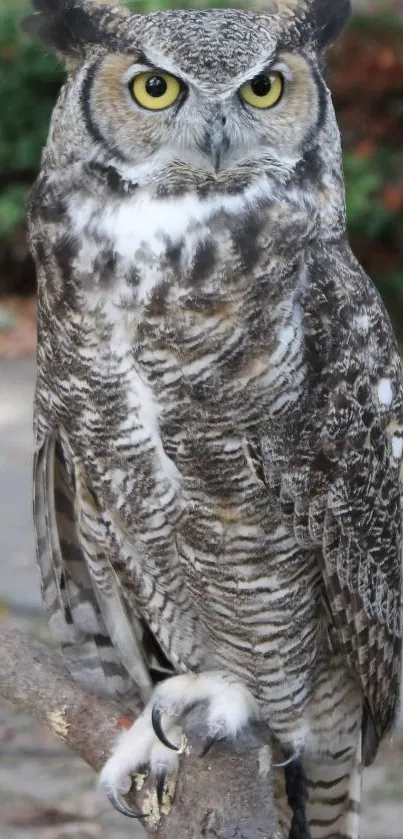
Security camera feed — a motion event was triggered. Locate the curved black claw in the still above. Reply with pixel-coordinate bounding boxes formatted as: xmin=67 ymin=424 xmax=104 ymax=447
xmin=107 ymin=790 xmax=144 ymax=819
xmin=156 ymin=773 xmax=167 ymax=809
xmin=151 ymin=706 xmax=179 ymax=751
xmin=272 ymin=750 xmax=301 ymax=769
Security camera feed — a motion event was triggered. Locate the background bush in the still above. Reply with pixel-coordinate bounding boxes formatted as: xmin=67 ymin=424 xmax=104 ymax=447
xmin=0 ymin=0 xmax=62 ymax=237
xmin=1 ymin=0 xmax=402 ymax=335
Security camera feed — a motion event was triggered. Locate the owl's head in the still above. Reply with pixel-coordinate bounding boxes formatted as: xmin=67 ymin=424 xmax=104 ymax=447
xmin=24 ymin=0 xmax=350 ymax=192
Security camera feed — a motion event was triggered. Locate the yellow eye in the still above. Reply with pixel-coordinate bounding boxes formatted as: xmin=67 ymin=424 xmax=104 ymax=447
xmin=239 ymin=71 xmax=284 ymax=110
xmin=130 ymin=71 xmax=182 ymax=111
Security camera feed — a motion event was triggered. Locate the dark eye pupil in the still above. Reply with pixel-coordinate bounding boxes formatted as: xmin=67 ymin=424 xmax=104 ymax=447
xmin=250 ymin=74 xmax=272 ymax=97
xmin=145 ymin=76 xmax=167 ymax=97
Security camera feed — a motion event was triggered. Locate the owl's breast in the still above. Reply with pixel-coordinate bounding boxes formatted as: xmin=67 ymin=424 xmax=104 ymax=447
xmin=36 ymin=183 xmax=318 ymax=701
xmin=40 ymin=178 xmax=310 ymax=457
xmin=65 ymin=176 xmax=312 ymax=316
xmin=45 ymin=183 xmax=310 ymax=480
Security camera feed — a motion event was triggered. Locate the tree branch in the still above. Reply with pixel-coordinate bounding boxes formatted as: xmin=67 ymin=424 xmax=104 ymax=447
xmin=0 ymin=626 xmax=286 ymax=839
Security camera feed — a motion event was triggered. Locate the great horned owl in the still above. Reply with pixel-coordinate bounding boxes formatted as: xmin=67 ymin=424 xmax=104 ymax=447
xmin=25 ymin=1 xmax=402 ymax=837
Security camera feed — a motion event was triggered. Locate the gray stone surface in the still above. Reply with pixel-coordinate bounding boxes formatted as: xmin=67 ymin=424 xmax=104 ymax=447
xmin=0 ymin=359 xmax=40 ymax=611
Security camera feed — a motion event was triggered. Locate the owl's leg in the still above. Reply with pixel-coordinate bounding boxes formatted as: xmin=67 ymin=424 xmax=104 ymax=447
xmin=99 ymin=671 xmax=259 ymax=817
xmin=284 ymin=757 xmax=312 ymax=839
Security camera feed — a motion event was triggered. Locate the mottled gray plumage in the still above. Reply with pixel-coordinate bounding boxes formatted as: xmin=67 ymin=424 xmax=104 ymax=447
xmin=26 ymin=1 xmax=402 ymax=836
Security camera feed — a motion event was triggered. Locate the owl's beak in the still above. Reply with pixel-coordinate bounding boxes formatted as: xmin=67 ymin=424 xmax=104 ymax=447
xmin=206 ymin=115 xmax=229 ymax=173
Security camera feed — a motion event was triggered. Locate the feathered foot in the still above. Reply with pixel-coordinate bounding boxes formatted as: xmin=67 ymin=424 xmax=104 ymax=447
xmin=99 ymin=670 xmax=259 ymax=818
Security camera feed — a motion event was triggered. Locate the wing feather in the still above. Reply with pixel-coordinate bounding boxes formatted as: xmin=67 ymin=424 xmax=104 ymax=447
xmin=261 ymin=247 xmax=403 ymax=762
xmin=34 ymin=430 xmax=153 ymax=702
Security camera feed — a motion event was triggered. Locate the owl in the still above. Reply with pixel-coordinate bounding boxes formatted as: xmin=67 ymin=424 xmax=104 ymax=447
xmin=24 ymin=1 xmax=402 ymax=837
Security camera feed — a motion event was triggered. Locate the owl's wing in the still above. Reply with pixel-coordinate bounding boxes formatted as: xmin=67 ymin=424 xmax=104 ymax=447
xmin=260 ymin=247 xmax=402 ymax=764
xmin=290 ymin=432 xmax=402 ymax=764
xmin=34 ymin=429 xmax=155 ymax=702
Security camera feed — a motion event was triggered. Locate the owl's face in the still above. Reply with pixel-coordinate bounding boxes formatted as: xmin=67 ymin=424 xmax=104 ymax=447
xmin=25 ymin=1 xmax=351 ymax=187
xmin=87 ymin=16 xmax=322 ymax=177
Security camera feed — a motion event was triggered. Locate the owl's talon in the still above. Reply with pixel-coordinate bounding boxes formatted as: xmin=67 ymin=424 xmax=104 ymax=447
xmin=273 ymin=749 xmax=300 ymax=769
xmin=151 ymin=705 xmax=179 ymax=751
xmin=107 ymin=789 xmax=144 ymax=819
xmin=101 ymin=672 xmax=257 ymax=818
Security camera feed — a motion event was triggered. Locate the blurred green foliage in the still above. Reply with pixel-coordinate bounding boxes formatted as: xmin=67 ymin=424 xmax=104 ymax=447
xmin=344 ymin=148 xmax=403 ymax=318
xmin=0 ymin=0 xmax=63 ymax=236
xmin=344 ymin=152 xmax=395 ymax=240
xmin=1 ymin=0 xmax=402 ymax=328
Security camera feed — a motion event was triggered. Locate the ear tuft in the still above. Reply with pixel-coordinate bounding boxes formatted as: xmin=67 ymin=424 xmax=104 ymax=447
xmin=310 ymin=0 xmax=351 ymax=49
xmin=21 ymin=0 xmax=124 ymax=59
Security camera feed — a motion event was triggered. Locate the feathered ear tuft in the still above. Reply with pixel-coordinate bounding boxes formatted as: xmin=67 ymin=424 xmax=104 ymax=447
xmin=309 ymin=0 xmax=351 ymax=49
xmin=21 ymin=0 xmax=126 ymax=61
